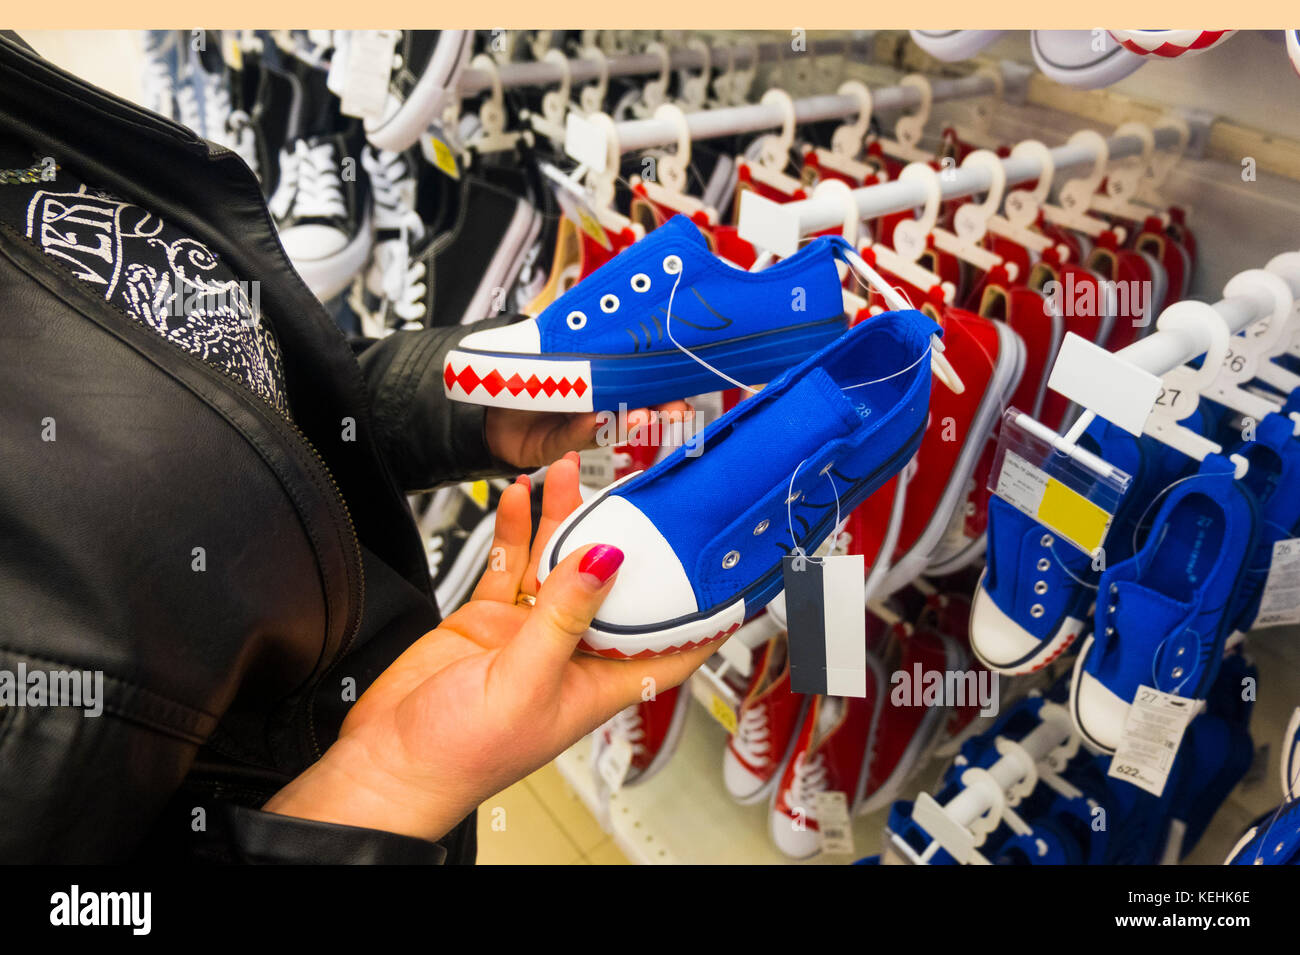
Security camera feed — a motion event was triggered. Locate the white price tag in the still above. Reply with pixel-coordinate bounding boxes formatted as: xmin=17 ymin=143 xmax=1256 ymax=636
xmin=340 ymin=30 xmax=399 ymax=120
xmin=814 ymin=790 xmax=856 ymax=856
xmin=578 ymin=446 xmax=617 ymax=488
xmin=1108 ymin=685 xmax=1202 ymax=797
xmin=595 ymin=732 xmax=633 ymax=792
xmin=1252 ymin=538 xmax=1300 ymax=628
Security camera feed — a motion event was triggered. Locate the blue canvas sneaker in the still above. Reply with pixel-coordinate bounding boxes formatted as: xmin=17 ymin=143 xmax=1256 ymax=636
xmin=1224 ymin=412 xmax=1300 ymax=644
xmin=1070 ymin=453 xmax=1258 ymax=752
xmin=443 ymin=214 xmax=851 ymax=412
xmin=970 ymin=417 xmax=1152 ymax=676
xmin=537 ymin=308 xmax=940 ymax=658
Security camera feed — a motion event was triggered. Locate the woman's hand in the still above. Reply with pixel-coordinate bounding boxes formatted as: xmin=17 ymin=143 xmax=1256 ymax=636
xmin=484 ymin=402 xmax=693 ymax=469
xmin=263 ymin=453 xmax=718 ymax=843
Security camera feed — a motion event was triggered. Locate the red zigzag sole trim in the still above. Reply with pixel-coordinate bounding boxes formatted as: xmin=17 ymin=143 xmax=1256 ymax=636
xmin=579 ymin=622 xmax=742 ymax=660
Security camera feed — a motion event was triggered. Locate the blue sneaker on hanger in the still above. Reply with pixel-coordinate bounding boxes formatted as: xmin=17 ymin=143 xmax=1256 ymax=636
xmin=1070 ymin=453 xmax=1258 ymax=753
xmin=1223 ymin=412 xmax=1300 ymax=644
xmin=537 ymin=308 xmax=940 ymax=659
xmin=443 ymin=214 xmax=851 ymax=412
xmin=970 ymin=417 xmax=1151 ymax=676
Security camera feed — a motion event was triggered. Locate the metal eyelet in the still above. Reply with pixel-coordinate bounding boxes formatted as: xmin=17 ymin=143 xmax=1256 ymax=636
xmin=1105 ymin=626 xmax=1115 ymax=636
xmin=1040 ymin=534 xmax=1054 ymax=547
xmin=566 ymin=310 xmax=587 ymax=330
xmin=1034 ymin=580 xmax=1048 ymax=595
xmin=820 ymin=461 xmax=835 ymax=476
xmin=663 ymin=254 xmax=682 ymax=275
xmin=1036 ymin=558 xmax=1050 ymax=572
xmin=600 ymin=293 xmax=620 ymax=313
xmin=1171 ymin=666 xmax=1184 ymax=679
xmin=1109 ymin=584 xmax=1119 ymax=596
xmin=722 ymin=550 xmax=740 ymax=569
xmin=631 ymin=273 xmax=651 ymax=293
xmin=1030 ymin=604 xmax=1045 ymax=618
xmin=786 ymin=491 xmax=802 ymax=504
xmin=753 ymin=520 xmax=769 ymax=535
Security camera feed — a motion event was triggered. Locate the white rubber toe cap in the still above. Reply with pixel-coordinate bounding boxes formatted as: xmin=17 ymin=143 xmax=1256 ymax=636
xmin=1073 ymin=668 xmax=1129 ymax=752
xmin=548 ymin=495 xmax=698 ymax=629
xmin=724 ymin=748 xmax=767 ymax=801
xmin=279 ymin=224 xmax=348 ymax=263
xmin=970 ymin=581 xmax=1052 ymax=672
xmin=770 ymin=808 xmax=822 ymax=860
xmin=457 ymin=318 xmax=541 ymax=355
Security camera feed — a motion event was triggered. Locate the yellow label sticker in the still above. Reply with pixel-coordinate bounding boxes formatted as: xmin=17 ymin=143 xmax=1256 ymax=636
xmin=468 ymin=480 xmax=490 ymax=510
xmin=576 ymin=210 xmax=609 ymax=248
xmin=428 ymin=137 xmax=460 ymax=181
xmin=1039 ymin=477 xmax=1111 ymax=555
xmin=707 ymin=694 xmax=738 ymax=735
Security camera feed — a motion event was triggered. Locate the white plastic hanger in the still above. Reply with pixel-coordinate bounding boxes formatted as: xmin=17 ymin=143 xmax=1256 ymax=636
xmin=528 ymin=49 xmax=572 ymax=143
xmin=1142 ymin=301 xmax=1250 ymax=478
xmin=680 ymin=38 xmax=712 ymax=111
xmin=466 ymin=54 xmax=528 ymax=154
xmin=1201 ymin=269 xmax=1300 ymax=433
xmin=634 ymin=41 xmax=672 ymax=118
xmin=577 ymin=113 xmax=645 ymax=243
xmin=710 ymin=42 xmax=736 ymax=107
xmin=1091 ymin=122 xmax=1161 ymax=224
xmin=940 ymin=151 xmax=1019 ymax=279
xmin=988 ymin=139 xmax=1071 ymax=261
xmin=878 ymin=74 xmax=936 ymax=164
xmin=578 ymin=45 xmax=610 ymax=116
xmin=1041 ymin=130 xmax=1126 ymax=243
xmin=859 ymin=161 xmax=957 ymax=306
xmin=743 ymin=88 xmax=806 ymax=197
xmin=809 ymin=81 xmax=881 ymax=184
xmin=1138 ymin=115 xmax=1190 ymax=218
xmin=630 ymin=103 xmax=719 ymax=224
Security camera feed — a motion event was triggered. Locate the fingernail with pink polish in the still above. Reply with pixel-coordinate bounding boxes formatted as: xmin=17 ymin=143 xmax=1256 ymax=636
xmin=515 ymin=474 xmax=531 ymax=490
xmin=579 ymin=545 xmax=624 ymax=587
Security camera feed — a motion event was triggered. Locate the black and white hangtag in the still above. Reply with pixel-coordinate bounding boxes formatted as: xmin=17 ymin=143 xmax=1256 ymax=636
xmin=783 ymin=551 xmax=866 ymax=697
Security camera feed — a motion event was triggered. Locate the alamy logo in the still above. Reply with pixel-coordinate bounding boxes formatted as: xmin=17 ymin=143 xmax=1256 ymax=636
xmin=49 ymin=885 xmax=151 ymax=935
xmin=890 ymin=664 xmax=999 ymax=717
xmin=0 ymin=664 xmax=103 ymax=716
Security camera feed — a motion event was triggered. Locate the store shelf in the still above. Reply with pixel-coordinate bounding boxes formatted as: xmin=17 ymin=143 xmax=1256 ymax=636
xmin=555 ymin=704 xmax=916 ymax=865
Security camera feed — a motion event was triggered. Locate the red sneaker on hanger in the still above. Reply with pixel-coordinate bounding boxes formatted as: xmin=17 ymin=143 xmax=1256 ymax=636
xmin=724 ymin=635 xmax=809 ymax=804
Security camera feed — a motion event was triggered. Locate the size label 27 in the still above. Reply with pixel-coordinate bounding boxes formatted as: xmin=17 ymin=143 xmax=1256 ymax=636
xmin=1108 ymin=685 xmax=1201 ymax=797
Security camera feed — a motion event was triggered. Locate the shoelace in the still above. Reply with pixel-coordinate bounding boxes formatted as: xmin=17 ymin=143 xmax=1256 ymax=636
xmin=734 ymin=705 xmax=772 ymax=765
xmin=225 ymin=110 xmax=260 ymax=181
xmin=175 ymin=80 xmax=202 ymax=137
xmin=375 ymin=209 xmax=427 ymax=326
xmin=362 ymin=148 xmax=414 ymax=228
xmin=789 ymin=750 xmax=829 ymax=811
xmin=608 ymin=705 xmax=647 ymax=757
xmin=141 ymin=53 xmax=175 ymax=117
xmin=202 ymin=74 xmax=232 ymax=145
xmin=291 ymin=140 xmax=347 ymax=220
xmin=268 ymin=146 xmax=301 ymax=222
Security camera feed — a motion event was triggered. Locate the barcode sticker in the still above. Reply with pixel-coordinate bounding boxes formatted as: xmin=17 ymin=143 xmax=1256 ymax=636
xmin=578 ymin=447 xmax=616 ymax=488
xmin=1253 ymin=538 xmax=1300 ymax=628
xmin=1107 ymin=685 xmax=1201 ymax=797
xmin=814 ymin=790 xmax=855 ymax=856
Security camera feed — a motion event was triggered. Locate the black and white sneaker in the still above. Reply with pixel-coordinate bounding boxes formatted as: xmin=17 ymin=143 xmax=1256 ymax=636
xmin=354 ymin=146 xmax=425 ymax=337
xmin=139 ymin=30 xmax=180 ymax=121
xmin=277 ymin=132 xmax=373 ymax=303
xmin=363 ymin=31 xmax=474 ymax=153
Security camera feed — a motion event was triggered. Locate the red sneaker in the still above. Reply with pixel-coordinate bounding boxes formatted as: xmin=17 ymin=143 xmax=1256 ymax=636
xmin=724 ymin=636 xmax=809 ymax=803
xmin=769 ymin=663 xmax=886 ymax=859
xmin=597 ymin=684 xmax=690 ymax=786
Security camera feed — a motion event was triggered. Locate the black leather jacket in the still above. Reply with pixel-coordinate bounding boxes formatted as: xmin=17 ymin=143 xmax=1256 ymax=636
xmin=0 ymin=33 xmax=512 ymax=863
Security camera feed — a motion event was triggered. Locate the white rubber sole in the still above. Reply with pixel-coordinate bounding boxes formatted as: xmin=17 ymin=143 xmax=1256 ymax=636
xmin=724 ymin=694 xmax=811 ymax=806
xmin=286 ymin=206 xmax=373 ymax=303
xmin=969 ymin=569 xmax=1084 ymax=676
xmin=626 ymin=688 xmax=691 ymax=786
xmin=364 ymin=31 xmax=473 ymax=153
